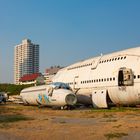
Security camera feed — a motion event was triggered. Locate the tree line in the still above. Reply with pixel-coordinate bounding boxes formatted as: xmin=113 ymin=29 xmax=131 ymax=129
xmin=0 ymin=84 xmax=33 ymax=95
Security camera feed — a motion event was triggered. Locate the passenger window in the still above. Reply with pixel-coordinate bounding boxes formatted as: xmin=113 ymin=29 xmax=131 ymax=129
xmin=134 ymin=75 xmax=136 ymax=79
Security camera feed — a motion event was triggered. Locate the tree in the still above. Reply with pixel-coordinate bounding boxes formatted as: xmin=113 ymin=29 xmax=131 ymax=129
xmin=0 ymin=84 xmax=33 ymax=95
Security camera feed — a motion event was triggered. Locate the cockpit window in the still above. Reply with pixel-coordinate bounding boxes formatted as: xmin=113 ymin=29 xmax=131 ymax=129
xmin=50 ymin=82 xmax=71 ymax=90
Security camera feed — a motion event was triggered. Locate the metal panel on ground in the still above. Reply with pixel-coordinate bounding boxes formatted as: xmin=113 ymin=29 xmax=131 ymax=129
xmin=92 ymin=89 xmax=108 ymax=108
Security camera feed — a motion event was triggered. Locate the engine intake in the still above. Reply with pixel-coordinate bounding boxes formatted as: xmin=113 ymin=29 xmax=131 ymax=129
xmin=65 ymin=94 xmax=77 ymax=105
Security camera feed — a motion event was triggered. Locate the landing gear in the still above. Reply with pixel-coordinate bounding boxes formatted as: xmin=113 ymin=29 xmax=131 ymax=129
xmin=60 ymin=105 xmax=75 ymax=110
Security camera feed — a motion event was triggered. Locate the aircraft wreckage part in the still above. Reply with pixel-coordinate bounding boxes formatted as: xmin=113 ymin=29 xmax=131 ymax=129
xmin=92 ymin=89 xmax=108 ymax=108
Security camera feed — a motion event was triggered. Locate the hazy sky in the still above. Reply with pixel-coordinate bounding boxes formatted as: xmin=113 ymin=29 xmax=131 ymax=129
xmin=1 ymin=0 xmax=140 ymax=83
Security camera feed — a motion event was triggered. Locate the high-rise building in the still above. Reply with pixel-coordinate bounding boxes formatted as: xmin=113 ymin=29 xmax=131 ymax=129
xmin=14 ymin=39 xmax=39 ymax=84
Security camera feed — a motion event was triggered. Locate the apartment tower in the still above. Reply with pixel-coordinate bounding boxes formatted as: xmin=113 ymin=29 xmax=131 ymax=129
xmin=14 ymin=39 xmax=39 ymax=84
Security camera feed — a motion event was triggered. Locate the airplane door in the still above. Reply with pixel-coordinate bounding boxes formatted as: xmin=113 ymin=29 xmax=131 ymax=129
xmin=73 ymin=76 xmax=79 ymax=89
xmin=91 ymin=55 xmax=102 ymax=70
xmin=118 ymin=67 xmax=134 ymax=86
xmin=92 ymin=89 xmax=108 ymax=108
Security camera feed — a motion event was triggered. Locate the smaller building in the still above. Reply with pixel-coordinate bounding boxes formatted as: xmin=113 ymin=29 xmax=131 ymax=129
xmin=44 ymin=66 xmax=63 ymax=84
xmin=19 ymin=73 xmax=45 ymax=85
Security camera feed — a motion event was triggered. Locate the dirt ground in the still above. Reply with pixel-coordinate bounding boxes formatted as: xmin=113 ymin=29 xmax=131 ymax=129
xmin=0 ymin=103 xmax=140 ymax=140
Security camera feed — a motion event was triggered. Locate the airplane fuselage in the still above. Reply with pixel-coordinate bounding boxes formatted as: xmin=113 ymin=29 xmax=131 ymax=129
xmin=20 ymin=82 xmax=77 ymax=108
xmin=53 ymin=47 xmax=140 ymax=108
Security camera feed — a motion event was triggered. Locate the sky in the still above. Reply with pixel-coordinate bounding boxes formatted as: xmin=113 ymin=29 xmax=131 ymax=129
xmin=1 ymin=0 xmax=140 ymax=83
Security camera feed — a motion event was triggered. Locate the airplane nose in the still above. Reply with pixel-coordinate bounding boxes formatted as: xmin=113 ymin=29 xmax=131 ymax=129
xmin=65 ymin=94 xmax=77 ymax=105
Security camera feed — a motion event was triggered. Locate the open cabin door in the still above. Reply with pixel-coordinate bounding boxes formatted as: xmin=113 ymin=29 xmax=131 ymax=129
xmin=92 ymin=89 xmax=108 ymax=108
xmin=118 ymin=67 xmax=134 ymax=86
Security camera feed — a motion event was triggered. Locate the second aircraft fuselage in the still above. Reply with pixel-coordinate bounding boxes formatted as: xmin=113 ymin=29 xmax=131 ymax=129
xmin=53 ymin=47 xmax=140 ymax=107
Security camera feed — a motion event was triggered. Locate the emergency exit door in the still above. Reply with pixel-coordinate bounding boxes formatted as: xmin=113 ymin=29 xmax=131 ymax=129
xmin=118 ymin=67 xmax=134 ymax=86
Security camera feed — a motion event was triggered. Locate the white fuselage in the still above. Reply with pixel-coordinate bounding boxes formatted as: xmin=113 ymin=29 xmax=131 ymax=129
xmin=20 ymin=83 xmax=77 ymax=107
xmin=53 ymin=47 xmax=140 ymax=107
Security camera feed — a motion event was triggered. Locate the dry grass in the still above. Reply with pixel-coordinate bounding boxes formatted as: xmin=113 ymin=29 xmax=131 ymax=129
xmin=104 ymin=132 xmax=128 ymax=140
